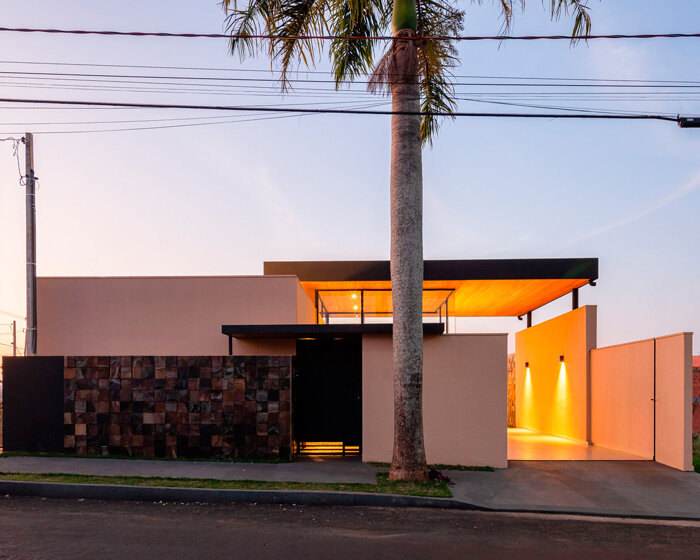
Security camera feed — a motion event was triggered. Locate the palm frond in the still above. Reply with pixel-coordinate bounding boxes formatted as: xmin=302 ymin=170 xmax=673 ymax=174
xmin=330 ymin=0 xmax=391 ymax=85
xmin=549 ymin=0 xmax=593 ymax=40
xmin=415 ymin=0 xmax=463 ymax=144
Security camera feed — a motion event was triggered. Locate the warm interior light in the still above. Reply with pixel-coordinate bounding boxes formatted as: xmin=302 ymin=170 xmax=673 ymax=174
xmin=523 ymin=366 xmax=534 ymax=428
xmin=351 ymin=293 xmax=357 ymax=299
xmin=295 ymin=441 xmax=360 ymax=456
xmin=553 ymin=361 xmax=572 ymax=436
xmin=353 ymin=305 xmax=358 ymax=310
xmin=298 ymin=337 xmax=316 ymax=341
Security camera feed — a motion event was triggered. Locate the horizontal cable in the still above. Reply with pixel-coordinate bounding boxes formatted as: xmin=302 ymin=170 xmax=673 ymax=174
xmin=0 ymin=96 xmax=680 ymax=121
xmin=0 ymin=26 xmax=699 ymax=41
xmin=2 ymin=59 xmax=700 ymax=85
xmin=3 ymin=70 xmax=700 ymax=89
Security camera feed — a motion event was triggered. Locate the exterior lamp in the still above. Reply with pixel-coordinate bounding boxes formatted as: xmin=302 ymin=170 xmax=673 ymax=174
xmin=351 ymin=293 xmax=357 ymax=299
xmin=559 ymin=355 xmax=565 ymax=362
xmin=524 ymin=361 xmax=529 ymax=368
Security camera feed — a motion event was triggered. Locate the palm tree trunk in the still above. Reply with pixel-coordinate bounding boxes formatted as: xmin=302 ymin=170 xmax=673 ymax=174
xmin=388 ymin=28 xmax=428 ymax=482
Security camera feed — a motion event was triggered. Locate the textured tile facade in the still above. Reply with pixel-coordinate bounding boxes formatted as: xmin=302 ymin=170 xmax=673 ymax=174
xmin=62 ymin=356 xmax=291 ymax=460
xmin=507 ymin=353 xmax=515 ymax=428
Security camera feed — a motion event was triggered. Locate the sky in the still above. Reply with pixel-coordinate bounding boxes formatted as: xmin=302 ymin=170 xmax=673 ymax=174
xmin=0 ymin=0 xmax=699 ymax=356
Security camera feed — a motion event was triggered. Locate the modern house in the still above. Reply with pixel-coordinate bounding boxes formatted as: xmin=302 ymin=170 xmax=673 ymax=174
xmin=1 ymin=258 xmax=694 ymax=471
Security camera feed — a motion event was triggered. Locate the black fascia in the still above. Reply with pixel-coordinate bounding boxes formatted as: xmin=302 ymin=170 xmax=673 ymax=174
xmin=222 ymin=323 xmax=445 ymax=339
xmin=264 ymin=258 xmax=598 ymax=282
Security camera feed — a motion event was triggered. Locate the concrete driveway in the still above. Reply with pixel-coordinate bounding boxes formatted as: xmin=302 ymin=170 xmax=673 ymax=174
xmin=449 ymin=461 xmax=700 ymax=519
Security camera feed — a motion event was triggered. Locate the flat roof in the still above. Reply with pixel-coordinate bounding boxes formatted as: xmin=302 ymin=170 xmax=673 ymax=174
xmin=222 ymin=323 xmax=445 ymax=338
xmin=264 ymin=258 xmax=597 ymax=317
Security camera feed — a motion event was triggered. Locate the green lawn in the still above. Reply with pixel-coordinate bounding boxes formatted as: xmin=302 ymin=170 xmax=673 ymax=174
xmin=369 ymin=462 xmax=494 ymax=472
xmin=0 ymin=471 xmax=452 ymax=498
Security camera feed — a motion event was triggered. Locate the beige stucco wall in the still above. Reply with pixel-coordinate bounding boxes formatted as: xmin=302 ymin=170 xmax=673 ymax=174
xmin=37 ymin=276 xmax=309 ymax=356
xmin=590 ymin=340 xmax=655 ymax=458
xmin=295 ymin=282 xmax=317 ymax=324
xmin=655 ymin=332 xmax=693 ymax=471
xmin=515 ymin=306 xmax=597 ymax=444
xmin=362 ymin=333 xmax=508 ymax=468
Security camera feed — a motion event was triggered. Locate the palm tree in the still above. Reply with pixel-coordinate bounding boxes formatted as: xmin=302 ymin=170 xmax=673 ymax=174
xmin=221 ymin=0 xmax=593 ymax=481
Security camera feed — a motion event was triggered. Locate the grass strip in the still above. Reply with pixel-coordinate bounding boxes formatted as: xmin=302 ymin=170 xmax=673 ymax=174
xmin=369 ymin=462 xmax=494 ymax=472
xmin=0 ymin=471 xmax=451 ymax=498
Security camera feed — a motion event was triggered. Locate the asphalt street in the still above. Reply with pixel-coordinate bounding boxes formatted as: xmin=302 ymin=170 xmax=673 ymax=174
xmin=0 ymin=496 xmax=699 ymax=559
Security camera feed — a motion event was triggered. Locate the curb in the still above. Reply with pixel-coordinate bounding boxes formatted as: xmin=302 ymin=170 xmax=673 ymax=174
xmin=0 ymin=480 xmax=480 ymax=510
xmin=2 ymin=480 xmax=699 ymax=521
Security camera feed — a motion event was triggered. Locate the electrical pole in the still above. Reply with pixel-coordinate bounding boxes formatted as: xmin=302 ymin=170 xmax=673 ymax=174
xmin=24 ymin=132 xmax=37 ymax=356
xmin=12 ymin=320 xmax=17 ymax=356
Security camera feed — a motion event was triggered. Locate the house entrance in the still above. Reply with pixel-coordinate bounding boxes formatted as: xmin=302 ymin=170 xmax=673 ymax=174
xmin=293 ymin=338 xmax=362 ymax=456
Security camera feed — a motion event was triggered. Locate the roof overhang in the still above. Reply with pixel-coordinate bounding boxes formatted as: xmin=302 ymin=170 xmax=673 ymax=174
xmin=264 ymin=258 xmax=598 ymax=317
xmin=222 ymin=323 xmax=445 ymax=339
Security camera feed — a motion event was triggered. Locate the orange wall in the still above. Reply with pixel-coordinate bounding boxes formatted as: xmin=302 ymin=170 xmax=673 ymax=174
xmin=590 ymin=340 xmax=654 ymax=458
xmin=362 ymin=333 xmax=508 ymax=468
xmin=515 ymin=306 xmax=597 ymax=443
xmin=37 ymin=276 xmax=305 ymax=356
xmin=655 ymin=333 xmax=693 ymax=471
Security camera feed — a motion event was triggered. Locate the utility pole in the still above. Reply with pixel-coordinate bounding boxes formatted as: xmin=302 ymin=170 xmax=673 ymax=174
xmin=24 ymin=132 xmax=37 ymax=356
xmin=11 ymin=319 xmax=17 ymax=356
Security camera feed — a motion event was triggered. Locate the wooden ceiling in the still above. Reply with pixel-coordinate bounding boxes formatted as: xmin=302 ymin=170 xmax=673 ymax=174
xmin=301 ymin=278 xmax=590 ymax=317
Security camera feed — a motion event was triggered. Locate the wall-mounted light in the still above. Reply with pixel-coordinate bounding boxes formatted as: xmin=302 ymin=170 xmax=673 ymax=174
xmin=524 ymin=361 xmax=529 ymax=368
xmin=559 ymin=355 xmax=565 ymax=362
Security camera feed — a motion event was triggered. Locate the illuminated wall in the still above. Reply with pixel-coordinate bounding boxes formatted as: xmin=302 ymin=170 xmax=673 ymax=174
xmin=515 ymin=306 xmax=597 ymax=443
xmin=362 ymin=333 xmax=508 ymax=468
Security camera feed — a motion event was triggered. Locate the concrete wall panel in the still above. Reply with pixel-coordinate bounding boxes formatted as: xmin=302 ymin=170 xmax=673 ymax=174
xmin=590 ymin=340 xmax=654 ymax=458
xmin=655 ymin=333 xmax=693 ymax=471
xmin=362 ymin=333 xmax=507 ymax=468
xmin=37 ymin=276 xmax=303 ymax=356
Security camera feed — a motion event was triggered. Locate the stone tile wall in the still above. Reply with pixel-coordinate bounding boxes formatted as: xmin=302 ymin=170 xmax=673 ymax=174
xmin=507 ymin=353 xmax=515 ymax=428
xmin=62 ymin=356 xmax=291 ymax=460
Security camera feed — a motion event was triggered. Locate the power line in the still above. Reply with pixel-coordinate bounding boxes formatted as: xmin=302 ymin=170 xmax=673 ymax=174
xmin=0 ymin=96 xmax=681 ymax=122
xmin=3 ymin=70 xmax=700 ymax=89
xmin=0 ymin=310 xmax=24 ymax=319
xmin=0 ymin=101 xmax=391 ymax=134
xmin=2 ymin=59 xmax=700 ymax=85
xmin=0 ymin=26 xmax=699 ymax=42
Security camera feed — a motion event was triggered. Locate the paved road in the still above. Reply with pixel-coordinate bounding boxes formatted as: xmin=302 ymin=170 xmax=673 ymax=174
xmin=0 ymin=497 xmax=699 ymax=559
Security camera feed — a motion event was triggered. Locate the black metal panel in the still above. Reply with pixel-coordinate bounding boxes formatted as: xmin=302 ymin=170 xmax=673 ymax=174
xmin=222 ymin=323 xmax=445 ymax=339
xmin=2 ymin=356 xmax=64 ymax=452
xmin=264 ymin=258 xmax=599 ymax=282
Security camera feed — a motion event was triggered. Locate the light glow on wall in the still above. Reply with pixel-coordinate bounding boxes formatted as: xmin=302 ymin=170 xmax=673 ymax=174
xmin=523 ymin=365 xmax=534 ymax=428
xmin=553 ymin=361 xmax=573 ymax=437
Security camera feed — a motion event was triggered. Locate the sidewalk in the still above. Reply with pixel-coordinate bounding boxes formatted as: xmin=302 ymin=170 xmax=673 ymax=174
xmin=0 ymin=455 xmax=379 ymax=483
xmin=1 ymin=455 xmax=699 ymax=519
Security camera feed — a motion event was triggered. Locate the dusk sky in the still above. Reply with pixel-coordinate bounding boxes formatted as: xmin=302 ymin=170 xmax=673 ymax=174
xmin=1 ymin=0 xmax=699 ymax=355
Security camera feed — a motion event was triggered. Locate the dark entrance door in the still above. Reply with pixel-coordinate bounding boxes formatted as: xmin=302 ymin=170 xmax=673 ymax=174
xmin=293 ymin=337 xmax=362 ymax=455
